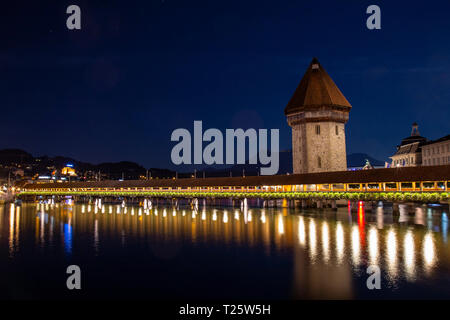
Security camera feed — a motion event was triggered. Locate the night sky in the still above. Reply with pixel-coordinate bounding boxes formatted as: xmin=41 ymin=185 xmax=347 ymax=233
xmin=1 ymin=0 xmax=449 ymax=170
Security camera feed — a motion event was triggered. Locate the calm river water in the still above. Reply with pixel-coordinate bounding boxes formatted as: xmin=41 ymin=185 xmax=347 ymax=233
xmin=0 ymin=201 xmax=449 ymax=299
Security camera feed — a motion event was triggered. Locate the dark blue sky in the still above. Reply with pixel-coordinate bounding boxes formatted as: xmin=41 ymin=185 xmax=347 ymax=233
xmin=1 ymin=0 xmax=449 ymax=170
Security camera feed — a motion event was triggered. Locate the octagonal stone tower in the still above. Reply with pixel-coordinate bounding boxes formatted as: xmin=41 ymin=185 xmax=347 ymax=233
xmin=285 ymin=58 xmax=351 ymax=174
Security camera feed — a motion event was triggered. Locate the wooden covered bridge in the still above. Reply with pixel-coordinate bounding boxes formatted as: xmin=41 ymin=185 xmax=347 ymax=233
xmin=17 ymin=165 xmax=450 ymax=207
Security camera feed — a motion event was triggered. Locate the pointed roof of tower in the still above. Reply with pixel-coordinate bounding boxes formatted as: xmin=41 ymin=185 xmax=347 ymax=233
xmin=284 ymin=58 xmax=351 ymax=115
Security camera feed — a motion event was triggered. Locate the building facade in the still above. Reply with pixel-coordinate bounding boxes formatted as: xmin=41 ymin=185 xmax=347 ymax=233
xmin=422 ymin=135 xmax=450 ymax=166
xmin=285 ymin=58 xmax=351 ymax=174
xmin=390 ymin=123 xmax=427 ymax=167
xmin=390 ymin=123 xmax=450 ymax=167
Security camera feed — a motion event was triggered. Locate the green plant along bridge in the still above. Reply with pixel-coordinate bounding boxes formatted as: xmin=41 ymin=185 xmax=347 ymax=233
xmin=17 ymin=165 xmax=450 ymax=207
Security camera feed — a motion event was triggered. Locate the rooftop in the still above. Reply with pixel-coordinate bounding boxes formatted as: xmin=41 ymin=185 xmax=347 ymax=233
xmin=284 ymin=58 xmax=351 ymax=115
xmin=392 ymin=142 xmax=422 ymax=156
xmin=423 ymin=134 xmax=450 ymax=146
xmin=22 ymin=165 xmax=450 ymax=189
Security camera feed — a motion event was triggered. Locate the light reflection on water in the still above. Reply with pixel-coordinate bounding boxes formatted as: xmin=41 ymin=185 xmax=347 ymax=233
xmin=351 ymin=225 xmax=360 ymax=266
xmin=404 ymin=231 xmax=415 ymax=280
xmin=0 ymin=201 xmax=449 ymax=299
xmin=336 ymin=222 xmax=344 ymax=264
xmin=386 ymin=229 xmax=397 ymax=278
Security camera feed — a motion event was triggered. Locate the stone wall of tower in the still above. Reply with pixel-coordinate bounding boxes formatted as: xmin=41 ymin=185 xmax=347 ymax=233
xmin=292 ymin=122 xmax=347 ymax=174
xmin=291 ymin=124 xmax=306 ymax=174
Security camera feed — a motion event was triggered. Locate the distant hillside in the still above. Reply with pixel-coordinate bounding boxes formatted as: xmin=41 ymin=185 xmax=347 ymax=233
xmin=1 ymin=148 xmax=386 ymax=180
xmin=347 ymin=153 xmax=385 ymax=167
xmin=0 ymin=149 xmax=33 ymax=165
xmin=202 ymin=150 xmax=384 ymax=176
xmin=200 ymin=150 xmax=292 ymax=177
xmin=0 ymin=148 xmax=176 ymax=180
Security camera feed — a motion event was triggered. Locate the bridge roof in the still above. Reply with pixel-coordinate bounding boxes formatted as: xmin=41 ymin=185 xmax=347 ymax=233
xmin=284 ymin=58 xmax=351 ymax=115
xmin=22 ymin=165 xmax=450 ymax=189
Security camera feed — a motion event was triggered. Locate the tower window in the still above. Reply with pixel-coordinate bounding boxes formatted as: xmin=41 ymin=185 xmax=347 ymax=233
xmin=318 ymin=156 xmax=322 ymax=168
xmin=335 ymin=125 xmax=339 ymax=135
xmin=315 ymin=125 xmax=321 ymax=135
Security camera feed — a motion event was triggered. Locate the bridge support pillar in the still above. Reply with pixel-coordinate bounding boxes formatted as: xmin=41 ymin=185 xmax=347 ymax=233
xmin=364 ymin=201 xmax=373 ymax=212
xmin=301 ymin=200 xmax=307 ymax=209
xmin=316 ymin=200 xmax=323 ymax=209
xmin=331 ymin=200 xmax=337 ymax=209
xmin=393 ymin=202 xmax=399 ymax=214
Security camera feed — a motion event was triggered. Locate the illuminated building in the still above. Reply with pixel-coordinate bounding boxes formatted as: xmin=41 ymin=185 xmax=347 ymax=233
xmin=422 ymin=135 xmax=450 ymax=166
xmin=61 ymin=164 xmax=77 ymax=177
xmin=390 ymin=123 xmax=427 ymax=167
xmin=285 ymin=58 xmax=351 ymax=174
